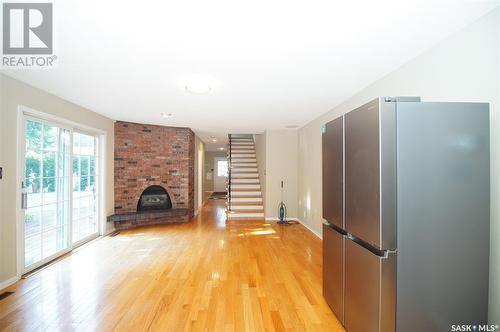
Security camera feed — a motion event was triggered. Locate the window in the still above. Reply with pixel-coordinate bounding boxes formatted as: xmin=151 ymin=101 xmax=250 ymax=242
xmin=217 ymin=160 xmax=228 ymax=177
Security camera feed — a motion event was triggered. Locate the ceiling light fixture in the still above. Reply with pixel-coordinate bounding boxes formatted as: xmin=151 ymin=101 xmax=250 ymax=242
xmin=161 ymin=112 xmax=172 ymax=118
xmin=212 ymin=138 xmax=217 ymax=142
xmin=182 ymin=75 xmax=218 ymax=95
xmin=219 ymin=147 xmax=225 ymax=151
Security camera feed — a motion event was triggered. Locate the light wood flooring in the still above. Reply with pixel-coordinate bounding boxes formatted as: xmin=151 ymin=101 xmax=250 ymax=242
xmin=0 ymin=199 xmax=344 ymax=331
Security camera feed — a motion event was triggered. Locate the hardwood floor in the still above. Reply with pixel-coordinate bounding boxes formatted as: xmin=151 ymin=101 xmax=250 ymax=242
xmin=0 ymin=200 xmax=344 ymax=332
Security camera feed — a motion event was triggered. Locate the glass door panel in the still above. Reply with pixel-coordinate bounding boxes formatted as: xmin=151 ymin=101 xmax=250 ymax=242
xmin=24 ymin=119 xmax=71 ymax=269
xmin=72 ymin=132 xmax=99 ymax=243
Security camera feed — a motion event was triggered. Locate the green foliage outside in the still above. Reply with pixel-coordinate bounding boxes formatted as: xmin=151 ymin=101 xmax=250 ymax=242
xmin=25 ymin=121 xmax=95 ymax=194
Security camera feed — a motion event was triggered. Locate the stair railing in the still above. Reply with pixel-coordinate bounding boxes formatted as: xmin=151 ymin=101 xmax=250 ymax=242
xmin=228 ymin=134 xmax=232 ymax=211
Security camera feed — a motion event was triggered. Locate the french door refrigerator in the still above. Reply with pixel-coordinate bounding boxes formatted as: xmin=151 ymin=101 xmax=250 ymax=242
xmin=322 ymin=97 xmax=490 ymax=332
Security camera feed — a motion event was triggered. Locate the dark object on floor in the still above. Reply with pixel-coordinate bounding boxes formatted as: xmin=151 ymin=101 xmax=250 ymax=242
xmin=277 ymin=181 xmax=288 ymax=224
xmin=210 ymin=192 xmax=227 ymax=199
xmin=110 ymin=230 xmax=120 ymax=237
xmin=0 ymin=292 xmax=14 ymax=301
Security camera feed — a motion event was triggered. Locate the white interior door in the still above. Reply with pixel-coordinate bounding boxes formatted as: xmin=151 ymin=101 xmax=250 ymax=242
xmin=213 ymin=157 xmax=228 ymax=192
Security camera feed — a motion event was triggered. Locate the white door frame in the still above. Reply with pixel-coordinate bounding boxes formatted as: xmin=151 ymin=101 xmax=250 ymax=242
xmin=16 ymin=105 xmax=107 ymax=276
xmin=213 ymin=157 xmax=227 ymax=192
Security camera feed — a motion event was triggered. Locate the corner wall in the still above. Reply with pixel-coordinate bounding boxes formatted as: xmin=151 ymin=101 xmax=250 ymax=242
xmin=114 ymin=121 xmax=195 ymax=214
xmin=297 ymin=8 xmax=500 ymax=322
xmin=263 ymin=130 xmax=298 ymax=219
xmin=194 ymin=137 xmax=205 ymax=214
xmin=0 ymin=74 xmax=115 ymax=287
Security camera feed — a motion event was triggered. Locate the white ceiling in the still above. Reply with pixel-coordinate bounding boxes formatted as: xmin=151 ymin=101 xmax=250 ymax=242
xmin=3 ymin=0 xmax=498 ymax=150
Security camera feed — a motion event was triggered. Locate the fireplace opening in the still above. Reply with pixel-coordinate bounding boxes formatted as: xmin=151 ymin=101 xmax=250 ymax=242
xmin=137 ymin=185 xmax=173 ymax=212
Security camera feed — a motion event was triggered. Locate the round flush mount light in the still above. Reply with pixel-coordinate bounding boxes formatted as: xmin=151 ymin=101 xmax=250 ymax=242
xmin=219 ymin=147 xmax=225 ymax=151
xmin=212 ymin=138 xmax=217 ymax=142
xmin=181 ymin=75 xmax=219 ymax=95
xmin=161 ymin=112 xmax=172 ymax=118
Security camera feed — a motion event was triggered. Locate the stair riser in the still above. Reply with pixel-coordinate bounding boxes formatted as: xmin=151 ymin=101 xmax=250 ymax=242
xmin=232 ymin=168 xmax=258 ymax=172
xmin=230 ymin=206 xmax=264 ymax=211
xmin=231 ymin=185 xmax=260 ymax=189
xmin=231 ymin=191 xmax=261 ymax=196
xmin=231 ymin=163 xmax=257 ymax=171
xmin=227 ymin=213 xmax=265 ymax=219
xmin=227 ymin=213 xmax=264 ymax=219
xmin=232 ymin=160 xmax=257 ymax=164
xmin=231 ymin=173 xmax=258 ymax=178
xmin=231 ymin=154 xmax=256 ymax=158
xmin=230 ymin=198 xmax=263 ymax=202
xmin=231 ymin=179 xmax=259 ymax=183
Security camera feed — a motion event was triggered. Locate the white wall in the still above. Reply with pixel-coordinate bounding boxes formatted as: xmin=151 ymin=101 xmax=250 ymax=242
xmin=194 ymin=136 xmax=205 ymax=214
xmin=297 ymin=8 xmax=500 ymax=321
xmin=0 ymin=74 xmax=115 ymax=287
xmin=264 ymin=130 xmax=299 ymax=219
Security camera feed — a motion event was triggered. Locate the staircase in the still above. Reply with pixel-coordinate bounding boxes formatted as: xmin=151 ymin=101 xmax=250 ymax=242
xmin=226 ymin=134 xmax=265 ymax=220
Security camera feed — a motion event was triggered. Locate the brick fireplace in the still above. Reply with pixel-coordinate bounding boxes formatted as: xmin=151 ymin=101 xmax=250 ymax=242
xmin=108 ymin=121 xmax=195 ymax=229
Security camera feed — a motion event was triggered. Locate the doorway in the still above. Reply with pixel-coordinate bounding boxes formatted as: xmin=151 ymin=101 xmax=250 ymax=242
xmin=21 ymin=114 xmax=101 ymax=273
xmin=213 ymin=157 xmax=228 ymax=192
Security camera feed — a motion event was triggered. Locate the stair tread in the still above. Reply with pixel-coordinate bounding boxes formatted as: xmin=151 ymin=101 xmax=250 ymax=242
xmin=229 ymin=208 xmax=264 ymax=214
xmin=231 ymin=189 xmax=262 ymax=192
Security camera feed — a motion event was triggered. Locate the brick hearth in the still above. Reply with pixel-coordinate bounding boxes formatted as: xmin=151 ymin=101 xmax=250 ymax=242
xmin=112 ymin=121 xmax=195 ymax=229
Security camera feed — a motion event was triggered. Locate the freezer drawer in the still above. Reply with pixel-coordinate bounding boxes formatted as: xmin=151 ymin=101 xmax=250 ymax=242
xmin=322 ymin=223 xmax=345 ymax=324
xmin=322 ymin=116 xmax=344 ymax=228
xmin=345 ymin=239 xmax=395 ymax=332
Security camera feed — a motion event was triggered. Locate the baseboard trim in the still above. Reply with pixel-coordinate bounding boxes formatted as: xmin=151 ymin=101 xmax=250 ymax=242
xmin=265 ymin=217 xmax=322 ymax=239
xmin=0 ymin=276 xmax=20 ymax=292
xmin=295 ymin=218 xmax=323 ymax=239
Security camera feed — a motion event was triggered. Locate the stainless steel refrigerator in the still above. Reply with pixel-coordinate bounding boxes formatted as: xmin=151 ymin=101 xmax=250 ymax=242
xmin=322 ymin=97 xmax=490 ymax=332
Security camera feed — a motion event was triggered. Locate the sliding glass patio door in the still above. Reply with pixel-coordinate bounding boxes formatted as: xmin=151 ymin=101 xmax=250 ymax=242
xmin=72 ymin=132 xmax=99 ymax=244
xmin=23 ymin=116 xmax=100 ymax=272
